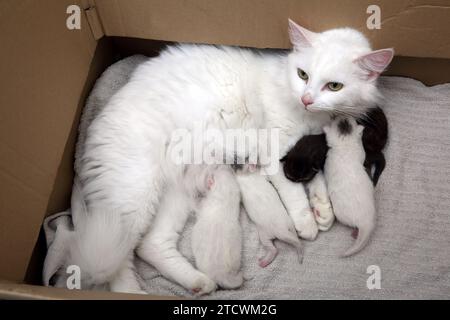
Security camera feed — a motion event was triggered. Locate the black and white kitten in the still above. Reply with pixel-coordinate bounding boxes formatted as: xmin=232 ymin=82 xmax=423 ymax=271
xmin=281 ymin=106 xmax=388 ymax=185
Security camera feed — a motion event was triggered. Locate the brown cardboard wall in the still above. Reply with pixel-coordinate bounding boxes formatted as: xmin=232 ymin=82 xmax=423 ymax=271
xmin=24 ymin=38 xmax=117 ymax=286
xmin=0 ymin=0 xmax=98 ymax=282
xmin=94 ymin=0 xmax=450 ymax=59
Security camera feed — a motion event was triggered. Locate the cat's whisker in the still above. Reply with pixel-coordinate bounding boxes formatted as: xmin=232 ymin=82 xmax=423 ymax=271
xmin=315 ymin=104 xmax=358 ymax=118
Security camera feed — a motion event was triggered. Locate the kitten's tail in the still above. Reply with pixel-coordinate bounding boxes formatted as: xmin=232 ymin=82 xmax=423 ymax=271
xmin=341 ymin=219 xmax=374 ymax=257
xmin=68 ymin=178 xmax=135 ymax=287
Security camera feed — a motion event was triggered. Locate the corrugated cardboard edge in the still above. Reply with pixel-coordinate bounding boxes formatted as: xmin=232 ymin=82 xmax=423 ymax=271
xmin=85 ymin=7 xmax=104 ymax=40
xmin=0 ymin=281 xmax=180 ymax=300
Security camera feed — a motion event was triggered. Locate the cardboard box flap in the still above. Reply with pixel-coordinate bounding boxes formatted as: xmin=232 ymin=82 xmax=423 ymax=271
xmin=94 ymin=0 xmax=450 ymax=59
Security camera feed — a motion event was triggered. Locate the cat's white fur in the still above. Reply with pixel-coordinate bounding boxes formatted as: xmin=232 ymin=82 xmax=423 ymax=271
xmin=191 ymin=166 xmax=243 ymax=289
xmin=323 ymin=117 xmax=376 ymax=257
xmin=236 ymin=167 xmax=303 ymax=267
xmin=70 ymin=19 xmax=393 ymax=292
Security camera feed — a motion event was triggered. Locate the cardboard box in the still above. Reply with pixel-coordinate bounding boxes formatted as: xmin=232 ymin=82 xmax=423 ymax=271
xmin=1 ymin=0 xmax=449 ymax=299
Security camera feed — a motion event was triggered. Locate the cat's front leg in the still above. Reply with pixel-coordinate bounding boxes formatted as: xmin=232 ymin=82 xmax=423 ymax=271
xmin=268 ymin=169 xmax=318 ymax=240
xmin=307 ymin=172 xmax=335 ymax=231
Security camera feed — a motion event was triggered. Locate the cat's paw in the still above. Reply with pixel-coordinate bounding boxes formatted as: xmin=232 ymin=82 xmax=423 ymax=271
xmin=292 ymin=209 xmax=318 ymax=240
xmin=310 ymin=195 xmax=335 ymax=231
xmin=190 ymin=274 xmax=217 ymax=296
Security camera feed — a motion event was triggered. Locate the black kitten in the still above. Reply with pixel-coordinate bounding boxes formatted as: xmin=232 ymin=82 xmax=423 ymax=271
xmin=280 ymin=134 xmax=328 ymax=183
xmin=281 ymin=107 xmax=388 ymax=186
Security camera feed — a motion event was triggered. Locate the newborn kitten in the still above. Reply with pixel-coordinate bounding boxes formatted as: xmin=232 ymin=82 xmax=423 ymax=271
xmin=236 ymin=165 xmax=303 ymax=267
xmin=324 ymin=117 xmax=376 ymax=257
xmin=281 ymin=134 xmax=328 ymax=183
xmin=191 ymin=165 xmax=243 ymax=289
xmin=282 ymin=107 xmax=388 ymax=185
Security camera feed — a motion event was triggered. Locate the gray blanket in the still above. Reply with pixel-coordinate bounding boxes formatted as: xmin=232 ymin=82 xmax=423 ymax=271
xmin=44 ymin=55 xmax=450 ymax=299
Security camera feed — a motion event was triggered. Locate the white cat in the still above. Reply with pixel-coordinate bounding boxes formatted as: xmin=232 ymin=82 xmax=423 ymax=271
xmin=191 ymin=165 xmax=243 ymax=289
xmin=70 ymin=19 xmax=394 ymax=292
xmin=323 ymin=117 xmax=376 ymax=257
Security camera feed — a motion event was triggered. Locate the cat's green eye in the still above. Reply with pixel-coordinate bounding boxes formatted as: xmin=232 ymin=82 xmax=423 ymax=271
xmin=297 ymin=68 xmax=309 ymax=81
xmin=327 ymin=82 xmax=344 ymax=91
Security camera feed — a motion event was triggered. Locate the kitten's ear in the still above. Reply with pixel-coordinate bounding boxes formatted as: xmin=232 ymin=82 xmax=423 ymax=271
xmin=323 ymin=125 xmax=331 ymax=135
xmin=288 ymin=19 xmax=316 ymax=50
xmin=354 ymin=48 xmax=395 ymax=80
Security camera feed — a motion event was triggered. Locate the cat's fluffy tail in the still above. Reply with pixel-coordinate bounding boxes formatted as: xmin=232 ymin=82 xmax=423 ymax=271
xmin=341 ymin=220 xmax=374 ymax=257
xmin=68 ymin=178 xmax=134 ymax=287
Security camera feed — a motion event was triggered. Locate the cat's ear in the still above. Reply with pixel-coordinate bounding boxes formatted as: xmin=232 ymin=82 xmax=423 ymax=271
xmin=323 ymin=125 xmax=331 ymax=135
xmin=354 ymin=48 xmax=394 ymax=80
xmin=288 ymin=19 xmax=316 ymax=50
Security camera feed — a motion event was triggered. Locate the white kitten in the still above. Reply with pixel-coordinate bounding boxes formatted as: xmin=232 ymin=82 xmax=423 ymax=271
xmin=323 ymin=117 xmax=376 ymax=257
xmin=236 ymin=166 xmax=303 ymax=267
xmin=191 ymin=165 xmax=243 ymax=289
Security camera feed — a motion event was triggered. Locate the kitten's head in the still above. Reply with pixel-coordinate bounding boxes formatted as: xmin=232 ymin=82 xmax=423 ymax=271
xmin=281 ymin=134 xmax=328 ymax=183
xmin=323 ymin=117 xmax=364 ymax=148
xmin=287 ymin=19 xmax=394 ymax=117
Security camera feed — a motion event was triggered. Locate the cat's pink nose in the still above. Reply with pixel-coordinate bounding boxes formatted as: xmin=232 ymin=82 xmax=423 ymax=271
xmin=301 ymin=94 xmax=314 ymax=107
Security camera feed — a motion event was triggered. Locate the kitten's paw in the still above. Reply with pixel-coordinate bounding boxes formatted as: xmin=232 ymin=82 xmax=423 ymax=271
xmin=310 ymin=195 xmax=335 ymax=231
xmin=293 ymin=209 xmax=318 ymax=240
xmin=258 ymin=246 xmax=278 ymax=268
xmin=190 ymin=274 xmax=217 ymax=296
xmin=258 ymin=257 xmax=273 ymax=268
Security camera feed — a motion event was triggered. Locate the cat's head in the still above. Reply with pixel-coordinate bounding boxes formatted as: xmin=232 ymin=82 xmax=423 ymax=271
xmin=287 ymin=19 xmax=394 ymax=117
